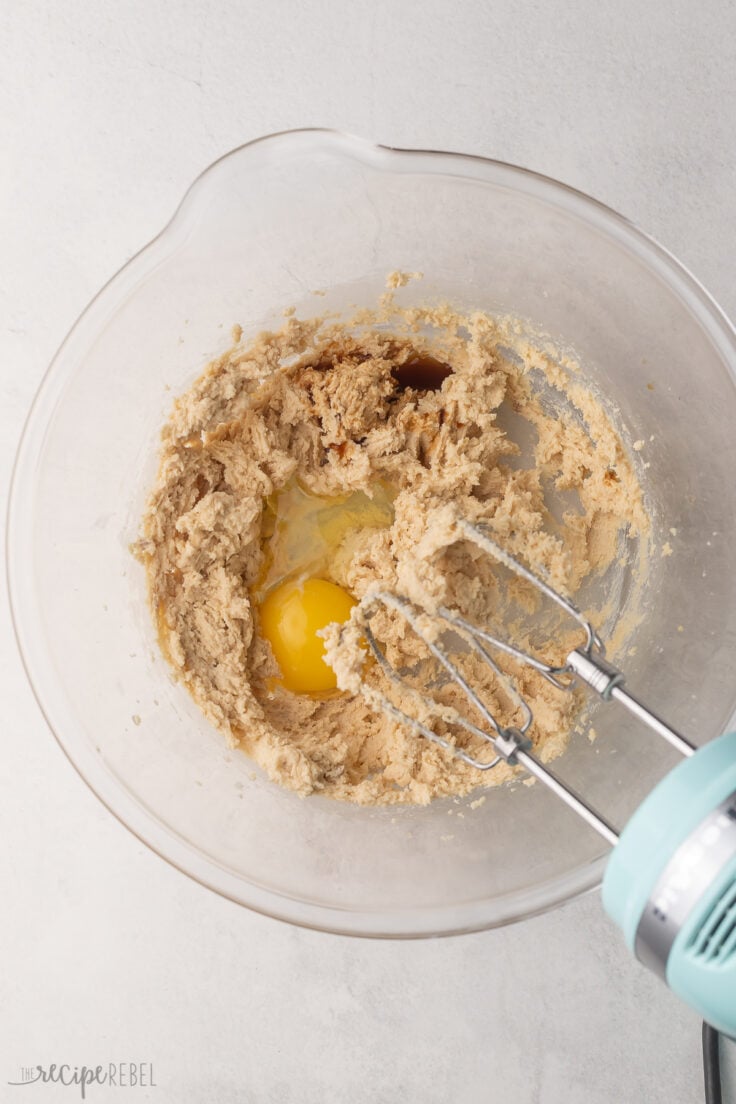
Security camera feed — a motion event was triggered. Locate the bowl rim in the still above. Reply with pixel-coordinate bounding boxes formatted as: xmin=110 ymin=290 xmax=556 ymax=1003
xmin=7 ymin=127 xmax=736 ymax=938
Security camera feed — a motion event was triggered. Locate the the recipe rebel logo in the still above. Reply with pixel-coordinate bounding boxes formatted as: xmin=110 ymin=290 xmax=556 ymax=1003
xmin=8 ymin=1063 xmax=157 ymax=1098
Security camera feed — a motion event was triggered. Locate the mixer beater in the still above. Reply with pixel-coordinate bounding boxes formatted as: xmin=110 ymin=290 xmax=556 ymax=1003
xmin=343 ymin=516 xmax=736 ymax=1037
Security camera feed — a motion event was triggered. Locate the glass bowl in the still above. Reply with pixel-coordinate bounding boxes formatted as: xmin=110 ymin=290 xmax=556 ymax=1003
xmin=8 ymin=129 xmax=736 ymax=937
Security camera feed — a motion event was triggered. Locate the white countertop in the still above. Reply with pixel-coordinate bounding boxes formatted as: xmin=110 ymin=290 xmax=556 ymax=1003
xmin=2 ymin=2 xmax=735 ymax=1100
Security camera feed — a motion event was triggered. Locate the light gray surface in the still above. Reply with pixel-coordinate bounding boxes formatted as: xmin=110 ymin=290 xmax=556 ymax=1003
xmin=2 ymin=2 xmax=736 ymax=1100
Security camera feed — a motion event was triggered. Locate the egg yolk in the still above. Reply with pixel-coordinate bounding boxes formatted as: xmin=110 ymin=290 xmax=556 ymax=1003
xmin=259 ymin=577 xmax=357 ymax=695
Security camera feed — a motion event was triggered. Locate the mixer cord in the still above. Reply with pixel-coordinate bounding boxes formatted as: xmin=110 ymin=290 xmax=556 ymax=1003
xmin=703 ymin=1022 xmax=723 ymax=1104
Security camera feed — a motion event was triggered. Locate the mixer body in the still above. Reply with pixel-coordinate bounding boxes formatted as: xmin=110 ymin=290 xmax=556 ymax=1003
xmin=602 ymin=731 xmax=736 ymax=1037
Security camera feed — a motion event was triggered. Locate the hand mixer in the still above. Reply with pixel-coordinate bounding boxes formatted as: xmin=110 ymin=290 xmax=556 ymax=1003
xmin=350 ymin=517 xmax=736 ymax=1039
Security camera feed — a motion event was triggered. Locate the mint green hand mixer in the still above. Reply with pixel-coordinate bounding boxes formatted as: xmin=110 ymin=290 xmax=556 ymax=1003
xmin=353 ymin=519 xmax=736 ymax=1038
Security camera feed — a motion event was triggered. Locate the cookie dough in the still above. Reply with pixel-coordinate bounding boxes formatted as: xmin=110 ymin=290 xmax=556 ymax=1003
xmin=134 ymin=291 xmax=649 ymax=805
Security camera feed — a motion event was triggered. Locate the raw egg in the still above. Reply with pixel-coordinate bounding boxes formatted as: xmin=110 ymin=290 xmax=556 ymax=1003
xmin=257 ymin=480 xmax=395 ymax=595
xmin=259 ymin=577 xmax=357 ymax=694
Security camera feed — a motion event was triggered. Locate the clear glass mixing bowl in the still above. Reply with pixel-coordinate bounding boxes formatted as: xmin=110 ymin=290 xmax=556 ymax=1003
xmin=8 ymin=129 xmax=736 ymax=936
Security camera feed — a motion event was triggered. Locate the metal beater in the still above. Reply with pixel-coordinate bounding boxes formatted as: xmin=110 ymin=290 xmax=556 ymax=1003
xmin=346 ymin=517 xmax=736 ymax=1036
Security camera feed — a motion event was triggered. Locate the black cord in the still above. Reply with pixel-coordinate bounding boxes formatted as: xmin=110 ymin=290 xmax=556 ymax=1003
xmin=703 ymin=1021 xmax=723 ymax=1104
